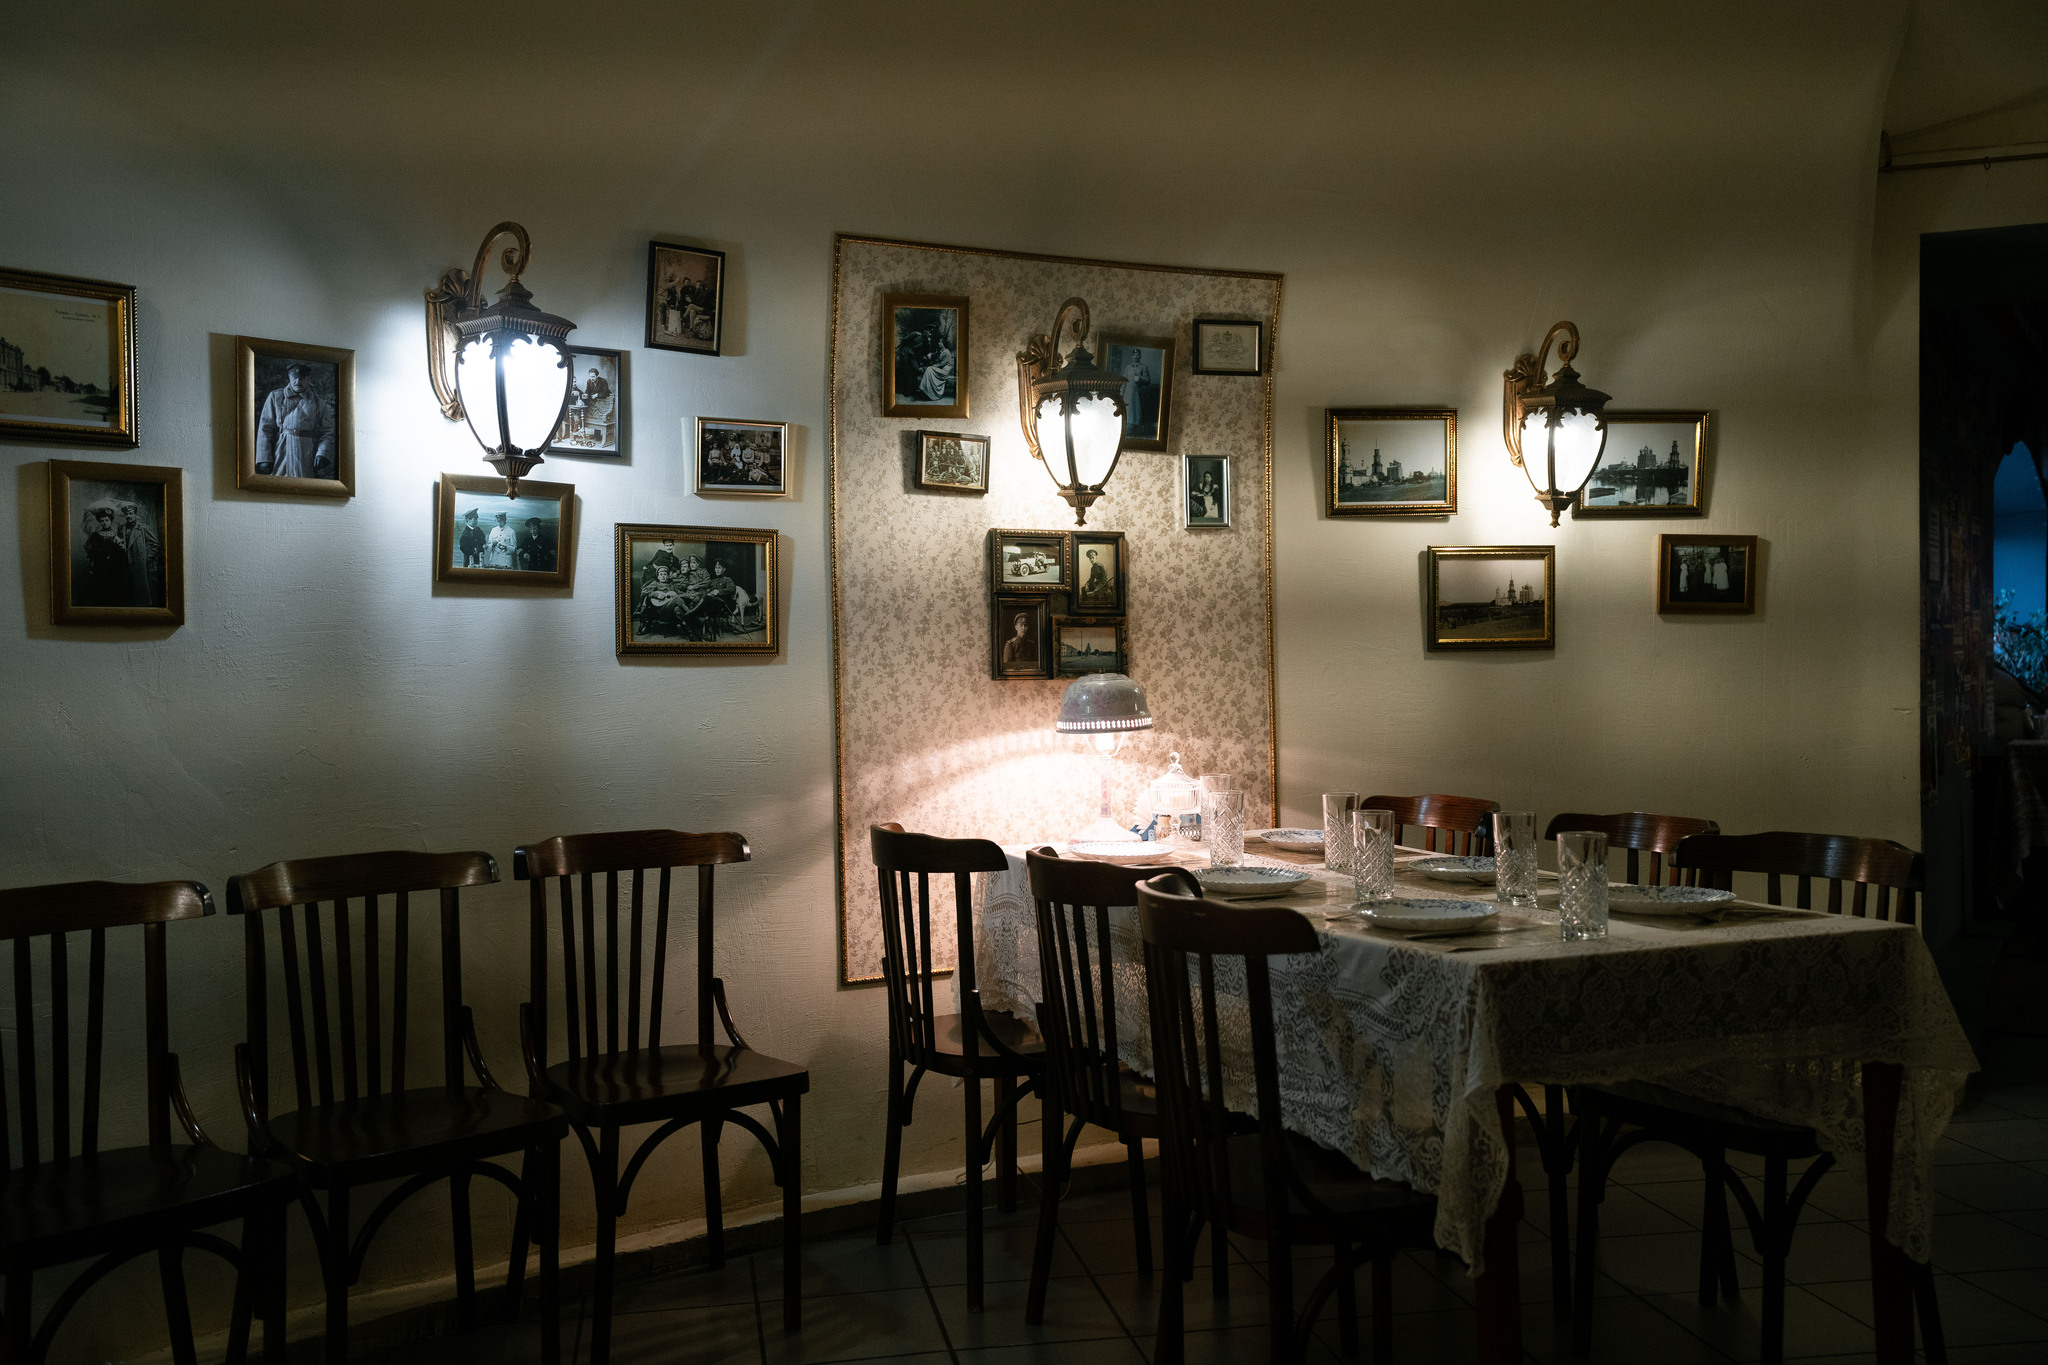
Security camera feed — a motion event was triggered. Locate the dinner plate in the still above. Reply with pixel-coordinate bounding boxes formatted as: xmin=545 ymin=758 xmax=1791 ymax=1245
xmin=1409 ymin=855 xmax=1496 ymax=884
xmin=1068 ymin=841 xmax=1173 ymax=866
xmin=1194 ymin=866 xmax=1312 ymax=899
xmin=1251 ymin=828 xmax=1325 ymax=853
xmin=1352 ymin=897 xmax=1500 ymax=935
xmin=1605 ymin=884 xmax=1738 ymax=914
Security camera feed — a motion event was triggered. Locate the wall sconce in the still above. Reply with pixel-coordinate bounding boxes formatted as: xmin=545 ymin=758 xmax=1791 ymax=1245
xmin=425 ymin=221 xmax=577 ymax=496
xmin=1017 ymin=297 xmax=1127 ymax=526
xmin=1503 ymin=320 xmax=1614 ymax=526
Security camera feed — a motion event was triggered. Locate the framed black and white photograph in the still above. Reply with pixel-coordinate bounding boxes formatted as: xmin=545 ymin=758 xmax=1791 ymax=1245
xmin=1182 ymin=453 xmax=1232 ymax=529
xmin=616 ymin=523 xmax=778 ymax=656
xmin=1327 ymin=408 xmax=1456 ymax=517
xmin=553 ymin=347 xmax=626 ymax=457
xmin=1578 ymin=410 xmax=1709 ymax=516
xmin=645 ymin=242 xmax=726 ymax=356
xmin=988 ymin=528 xmax=1069 ymax=595
xmin=235 ymin=335 xmax=354 ymax=496
xmin=436 ymin=474 xmax=574 ymax=588
xmin=1658 ymin=534 xmax=1757 ymax=614
xmin=2 ymin=266 xmax=138 ymax=447
xmin=914 ymin=429 xmax=989 ymax=493
xmin=991 ymin=595 xmax=1052 ymax=680
xmin=47 ymin=459 xmax=182 ymax=626
xmin=1054 ymin=617 xmax=1129 ymax=676
xmin=1098 ymin=332 xmax=1174 ymax=451
xmin=1071 ymin=530 xmax=1127 ymax=615
xmin=694 ymin=416 xmax=787 ymax=495
xmin=1190 ymin=317 xmax=1263 ymax=376
xmin=883 ymin=292 xmax=968 ymax=418
xmin=1426 ymin=545 xmax=1554 ymax=651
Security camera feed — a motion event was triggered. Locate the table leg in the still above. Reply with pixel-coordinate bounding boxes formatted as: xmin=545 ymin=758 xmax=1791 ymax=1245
xmin=1863 ymin=1061 xmax=1915 ymax=1365
xmin=1474 ymin=1085 xmax=1524 ymax=1365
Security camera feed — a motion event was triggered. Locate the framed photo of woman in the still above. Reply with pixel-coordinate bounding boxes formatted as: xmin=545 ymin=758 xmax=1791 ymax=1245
xmin=1097 ymin=332 xmax=1174 ymax=451
xmin=1181 ymin=454 xmax=1231 ymax=529
xmin=47 ymin=459 xmax=182 ymax=626
xmin=883 ymin=293 xmax=969 ymax=418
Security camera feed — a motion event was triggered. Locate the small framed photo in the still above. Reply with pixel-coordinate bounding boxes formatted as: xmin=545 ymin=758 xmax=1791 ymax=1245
xmin=47 ymin=459 xmax=182 ymax=626
xmin=645 ymin=242 xmax=726 ymax=356
xmin=616 ymin=523 xmax=778 ymax=655
xmin=1097 ymin=332 xmax=1174 ymax=450
xmin=1426 ymin=545 xmax=1554 ymax=651
xmin=1181 ymin=454 xmax=1232 ymax=529
xmin=1658 ymin=534 xmax=1757 ymax=614
xmin=1190 ymin=317 xmax=1263 ymax=376
xmin=553 ymin=347 xmax=626 ymax=457
xmin=1577 ymin=411 xmax=1709 ymax=516
xmin=1327 ymin=408 xmax=1456 ymax=517
xmin=695 ymin=417 xmax=787 ymax=495
xmin=1070 ymin=530 xmax=1128 ymax=615
xmin=1054 ymin=617 xmax=1129 ymax=676
xmin=883 ymin=293 xmax=969 ymax=418
xmin=1 ymin=266 xmax=138 ymax=447
xmin=991 ymin=595 xmax=1052 ymax=679
xmin=988 ymin=528 xmax=1070 ymax=595
xmin=236 ymin=336 xmax=354 ymax=496
xmin=437 ymin=474 xmax=574 ymax=588
xmin=914 ymin=429 xmax=990 ymax=493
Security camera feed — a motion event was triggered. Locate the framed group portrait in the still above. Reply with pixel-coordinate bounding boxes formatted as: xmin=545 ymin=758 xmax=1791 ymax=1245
xmin=1181 ymin=454 xmax=1232 ymax=529
xmin=1 ymin=266 xmax=138 ymax=447
xmin=1577 ymin=410 xmax=1709 ymax=517
xmin=1071 ymin=529 xmax=1127 ymax=615
xmin=1054 ymin=617 xmax=1128 ymax=676
xmin=1425 ymin=545 xmax=1554 ymax=651
xmin=1326 ymin=408 xmax=1456 ymax=517
xmin=883 ymin=292 xmax=968 ymax=418
xmin=553 ymin=346 xmax=626 ymax=457
xmin=1097 ymin=332 xmax=1174 ymax=451
xmin=991 ymin=595 xmax=1052 ymax=680
xmin=1658 ymin=533 xmax=1757 ymax=614
xmin=615 ymin=523 xmax=778 ymax=656
xmin=914 ymin=429 xmax=990 ymax=493
xmin=988 ymin=528 xmax=1069 ymax=595
xmin=1190 ymin=317 xmax=1263 ymax=376
xmin=645 ymin=242 xmax=726 ymax=356
xmin=47 ymin=459 xmax=182 ymax=626
xmin=695 ymin=416 xmax=787 ymax=495
xmin=235 ymin=335 xmax=355 ymax=496
xmin=436 ymin=473 xmax=575 ymax=588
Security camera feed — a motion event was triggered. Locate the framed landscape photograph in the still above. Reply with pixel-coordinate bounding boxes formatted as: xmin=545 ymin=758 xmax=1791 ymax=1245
xmin=436 ymin=473 xmax=574 ymax=588
xmin=236 ymin=335 xmax=354 ymax=496
xmin=914 ymin=429 xmax=990 ymax=493
xmin=1 ymin=266 xmax=138 ymax=447
xmin=1577 ymin=410 xmax=1709 ymax=516
xmin=1658 ymin=533 xmax=1757 ymax=614
xmin=1327 ymin=408 xmax=1456 ymax=517
xmin=1054 ymin=617 xmax=1129 ymax=676
xmin=1071 ymin=530 xmax=1127 ymax=615
xmin=1182 ymin=454 xmax=1232 ymax=529
xmin=1097 ymin=332 xmax=1174 ymax=450
xmin=883 ymin=292 xmax=968 ymax=418
xmin=47 ymin=459 xmax=182 ymax=626
xmin=1190 ymin=317 xmax=1263 ymax=376
xmin=615 ymin=523 xmax=778 ymax=656
xmin=695 ymin=417 xmax=787 ymax=495
xmin=991 ymin=595 xmax=1052 ymax=679
xmin=553 ymin=346 xmax=625 ymax=457
xmin=1426 ymin=545 xmax=1554 ymax=651
xmin=988 ymin=528 xmax=1069 ymax=595
xmin=645 ymin=242 xmax=726 ymax=356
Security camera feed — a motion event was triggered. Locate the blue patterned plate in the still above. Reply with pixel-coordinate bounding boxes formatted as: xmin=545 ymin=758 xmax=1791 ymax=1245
xmin=1605 ymin=884 xmax=1737 ymax=914
xmin=1409 ymin=855 xmax=1496 ymax=884
xmin=1194 ymin=866 xmax=1312 ymax=899
xmin=1353 ymin=897 xmax=1500 ymax=935
xmin=1251 ymin=828 xmax=1324 ymax=852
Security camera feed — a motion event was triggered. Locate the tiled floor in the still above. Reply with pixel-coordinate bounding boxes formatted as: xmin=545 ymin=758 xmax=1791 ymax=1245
xmin=388 ymin=1034 xmax=2048 ymax=1364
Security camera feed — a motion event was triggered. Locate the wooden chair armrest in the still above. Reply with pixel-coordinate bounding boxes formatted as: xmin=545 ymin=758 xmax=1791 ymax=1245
xmin=518 ymin=1001 xmax=546 ymax=1097
xmin=167 ymin=1053 xmax=214 ymax=1149
xmin=712 ymin=977 xmax=752 ymax=1051
xmin=233 ymin=1042 xmax=268 ymax=1154
xmin=966 ymin=987 xmax=1037 ymax=1067
xmin=460 ymin=1005 xmax=502 ymax=1092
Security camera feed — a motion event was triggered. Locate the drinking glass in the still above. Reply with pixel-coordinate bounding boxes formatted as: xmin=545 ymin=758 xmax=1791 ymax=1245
xmin=1204 ymin=789 xmax=1247 ymax=868
xmin=1557 ymin=830 xmax=1610 ymax=941
xmin=1323 ymin=792 xmax=1360 ymax=872
xmin=1492 ymin=810 xmax=1538 ymax=907
xmin=1195 ymin=774 xmax=1236 ymax=843
xmin=1352 ymin=808 xmax=1395 ymax=902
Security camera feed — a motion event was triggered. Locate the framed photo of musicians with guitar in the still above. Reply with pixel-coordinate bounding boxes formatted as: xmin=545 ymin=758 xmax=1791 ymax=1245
xmin=615 ymin=523 xmax=779 ymax=656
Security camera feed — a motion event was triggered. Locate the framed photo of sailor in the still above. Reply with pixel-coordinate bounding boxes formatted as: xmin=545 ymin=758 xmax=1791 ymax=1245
xmin=988 ymin=528 xmax=1070 ymax=595
xmin=883 ymin=293 xmax=969 ymax=418
xmin=1097 ymin=332 xmax=1174 ymax=450
xmin=1658 ymin=533 xmax=1757 ymax=614
xmin=615 ymin=523 xmax=778 ymax=656
xmin=694 ymin=417 xmax=787 ymax=495
xmin=47 ymin=459 xmax=183 ymax=626
xmin=991 ymin=595 xmax=1052 ymax=680
xmin=1576 ymin=411 xmax=1709 ymax=516
xmin=913 ymin=429 xmax=990 ymax=493
xmin=436 ymin=473 xmax=575 ymax=588
xmin=1181 ymin=454 xmax=1232 ymax=529
xmin=1053 ymin=616 xmax=1129 ymax=677
xmin=645 ymin=242 xmax=726 ymax=356
xmin=1326 ymin=408 xmax=1456 ymax=517
xmin=1190 ymin=317 xmax=1263 ymax=376
xmin=1 ymin=266 xmax=138 ymax=447
xmin=235 ymin=336 xmax=355 ymax=496
xmin=553 ymin=347 xmax=626 ymax=458
xmin=1070 ymin=530 xmax=1127 ymax=615
xmin=1425 ymin=545 xmax=1554 ymax=651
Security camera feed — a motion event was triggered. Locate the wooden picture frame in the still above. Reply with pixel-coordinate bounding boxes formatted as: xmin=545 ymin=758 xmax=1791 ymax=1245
xmin=1 ymin=266 xmax=138 ymax=447
xmin=47 ymin=459 xmax=182 ymax=626
xmin=694 ymin=416 xmax=787 ymax=495
xmin=1070 ymin=529 xmax=1128 ymax=615
xmin=1576 ymin=410 xmax=1709 ymax=517
xmin=1190 ymin=317 xmax=1263 ymax=376
xmin=235 ymin=335 xmax=355 ymax=496
xmin=1326 ymin=407 xmax=1457 ymax=517
xmin=1181 ymin=453 xmax=1232 ymax=529
xmin=1426 ymin=545 xmax=1554 ymax=651
xmin=615 ymin=523 xmax=778 ymax=655
xmin=554 ymin=346 xmax=626 ymax=457
xmin=1054 ymin=616 xmax=1129 ymax=676
xmin=1097 ymin=332 xmax=1175 ymax=451
xmin=991 ymin=595 xmax=1052 ymax=679
xmin=914 ymin=429 xmax=990 ymax=493
xmin=645 ymin=242 xmax=726 ymax=356
xmin=988 ymin=528 xmax=1071 ymax=595
xmin=1658 ymin=533 xmax=1758 ymax=614
xmin=883 ymin=292 xmax=969 ymax=418
xmin=436 ymin=473 xmax=575 ymax=588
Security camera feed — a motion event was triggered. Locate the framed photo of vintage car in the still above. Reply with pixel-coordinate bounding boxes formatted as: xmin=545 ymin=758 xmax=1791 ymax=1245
xmin=437 ymin=473 xmax=574 ymax=588
xmin=914 ymin=429 xmax=990 ymax=493
xmin=1054 ymin=616 xmax=1129 ymax=676
xmin=695 ymin=416 xmax=787 ymax=495
xmin=1425 ymin=545 xmax=1554 ymax=651
xmin=1097 ymin=332 xmax=1174 ymax=451
xmin=236 ymin=335 xmax=355 ymax=496
xmin=1070 ymin=529 xmax=1127 ymax=615
xmin=988 ymin=527 xmax=1070 ymax=595
xmin=645 ymin=242 xmax=726 ymax=356
xmin=1577 ymin=411 xmax=1709 ymax=516
xmin=553 ymin=346 xmax=626 ymax=457
xmin=2 ymin=266 xmax=138 ymax=447
xmin=1326 ymin=407 xmax=1456 ymax=517
xmin=991 ymin=595 xmax=1052 ymax=680
xmin=47 ymin=459 xmax=183 ymax=626
xmin=1190 ymin=317 xmax=1263 ymax=376
xmin=1658 ymin=533 xmax=1757 ymax=614
xmin=883 ymin=292 xmax=968 ymax=418
xmin=615 ymin=523 xmax=777 ymax=656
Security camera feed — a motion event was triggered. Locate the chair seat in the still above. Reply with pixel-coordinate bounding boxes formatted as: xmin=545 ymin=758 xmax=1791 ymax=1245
xmin=1578 ymin=1081 xmax=1820 ymax=1157
xmin=265 ymin=1086 xmax=568 ymax=1186
xmin=922 ymin=1011 xmax=1045 ymax=1077
xmin=1225 ymin=1131 xmax=1437 ymax=1243
xmin=0 ymin=1144 xmax=290 ymax=1270
xmin=542 ymin=1043 xmax=809 ymax=1127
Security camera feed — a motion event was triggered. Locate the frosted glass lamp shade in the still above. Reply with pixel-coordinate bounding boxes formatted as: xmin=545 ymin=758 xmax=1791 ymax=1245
xmin=450 ymin=269 xmax=577 ymax=495
xmin=1503 ymin=322 xmax=1613 ymax=526
xmin=1018 ymin=296 xmax=1129 ymax=525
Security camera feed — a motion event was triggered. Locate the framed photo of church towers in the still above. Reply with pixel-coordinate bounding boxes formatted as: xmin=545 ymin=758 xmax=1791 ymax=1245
xmin=1325 ymin=408 xmax=1456 ymax=517
xmin=1425 ymin=545 xmax=1554 ymax=651
xmin=1574 ymin=410 xmax=1709 ymax=516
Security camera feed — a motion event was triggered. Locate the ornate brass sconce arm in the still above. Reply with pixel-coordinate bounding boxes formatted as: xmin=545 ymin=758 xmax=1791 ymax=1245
xmin=1502 ymin=319 xmax=1580 ymax=466
xmin=1016 ymin=296 xmax=1094 ymax=464
xmin=425 ymin=221 xmax=533 ymax=422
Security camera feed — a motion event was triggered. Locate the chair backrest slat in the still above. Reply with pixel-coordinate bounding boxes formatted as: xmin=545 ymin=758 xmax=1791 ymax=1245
xmin=649 ymin=867 xmax=671 ymax=1050
xmin=80 ymin=928 xmax=106 ymax=1158
xmin=1544 ymin=813 xmax=1720 ymax=886
xmin=627 ymin=868 xmax=645 ymax=1051
xmin=604 ymin=870 xmax=621 ymax=1056
xmin=1672 ymin=831 xmax=1923 ymax=926
xmin=1025 ymin=849 xmax=1159 ymax=1128
xmin=869 ymin=825 xmax=1009 ymax=1070
xmin=1364 ymin=794 xmax=1500 ymax=857
xmin=48 ymin=930 xmax=70 ymax=1162
xmin=364 ymin=894 xmax=381 ymax=1098
xmin=15 ymin=938 xmax=39 ymax=1168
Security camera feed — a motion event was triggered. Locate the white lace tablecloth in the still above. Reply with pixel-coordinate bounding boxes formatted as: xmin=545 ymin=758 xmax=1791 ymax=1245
xmin=969 ymin=846 xmax=1978 ymax=1275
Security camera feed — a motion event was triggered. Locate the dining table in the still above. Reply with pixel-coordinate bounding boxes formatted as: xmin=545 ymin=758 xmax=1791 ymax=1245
xmin=965 ymin=836 xmax=1978 ymax=1365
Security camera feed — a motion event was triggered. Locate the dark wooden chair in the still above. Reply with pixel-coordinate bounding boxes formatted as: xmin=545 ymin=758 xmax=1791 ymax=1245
xmin=1138 ymin=870 xmax=1440 ymax=1365
xmin=515 ymin=829 xmax=805 ymax=1365
xmin=870 ymin=823 xmax=1044 ymax=1314
xmin=1570 ymin=832 xmax=1942 ymax=1365
xmin=1542 ymin=811 xmax=1720 ymax=887
xmin=1361 ymin=794 xmax=1499 ymax=855
xmin=229 ymin=851 xmax=565 ymax=1365
xmin=0 ymin=879 xmax=289 ymax=1365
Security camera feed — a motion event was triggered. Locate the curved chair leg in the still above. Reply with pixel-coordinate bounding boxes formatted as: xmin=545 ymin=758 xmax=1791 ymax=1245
xmin=1026 ymin=1096 xmax=1067 ymax=1325
xmin=995 ymin=1074 xmax=1019 ymax=1213
xmin=536 ymin=1140 xmax=561 ymax=1365
xmin=1545 ymin=1085 xmax=1573 ymax=1319
xmin=1699 ymin=1145 xmax=1734 ymax=1306
xmin=503 ymin=1156 xmax=533 ymax=1322
xmin=965 ymin=1073 xmax=985 ymax=1312
xmin=780 ymin=1095 xmax=803 ymax=1331
xmin=157 ymin=1244 xmax=199 ymax=1365
xmin=588 ymin=1125 xmax=621 ymax=1365
xmin=877 ymin=1046 xmax=905 ymax=1246
xmin=451 ymin=1165 xmax=478 ymax=1330
xmin=1155 ymin=1186 xmax=1186 ymax=1365
xmin=225 ymin=1219 xmax=255 ymax=1365
xmin=323 ymin=1184 xmax=351 ymax=1365
xmin=1760 ymin=1156 xmax=1788 ymax=1365
xmin=702 ymin=1115 xmax=727 ymax=1269
xmin=1914 ymin=1259 xmax=1947 ymax=1365
xmin=1125 ymin=1136 xmax=1153 ymax=1275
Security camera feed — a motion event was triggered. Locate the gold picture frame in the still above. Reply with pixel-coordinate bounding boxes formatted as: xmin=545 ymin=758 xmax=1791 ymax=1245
xmin=1658 ymin=533 xmax=1758 ymax=614
xmin=1426 ymin=545 xmax=1554 ymax=650
xmin=47 ymin=459 xmax=183 ymax=626
xmin=882 ymin=292 xmax=969 ymax=418
xmin=1576 ymin=410 xmax=1709 ymax=517
xmin=694 ymin=416 xmax=788 ymax=495
xmin=1053 ymin=616 xmax=1129 ymax=676
xmin=1 ymin=266 xmax=138 ymax=447
xmin=436 ymin=473 xmax=575 ymax=588
xmin=615 ymin=523 xmax=779 ymax=656
xmin=235 ymin=335 xmax=355 ymax=497
xmin=1326 ymin=407 xmax=1457 ymax=517
xmin=1096 ymin=331 xmax=1175 ymax=451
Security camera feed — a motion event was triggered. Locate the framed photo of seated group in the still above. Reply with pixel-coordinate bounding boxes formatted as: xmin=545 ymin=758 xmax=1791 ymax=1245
xmin=615 ymin=523 xmax=778 ymax=656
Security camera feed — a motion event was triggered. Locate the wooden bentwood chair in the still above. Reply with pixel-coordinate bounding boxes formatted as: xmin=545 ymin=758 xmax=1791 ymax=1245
xmin=0 ymin=879 xmax=289 ymax=1365
xmin=1138 ymin=870 xmax=1440 ymax=1365
xmin=515 ymin=829 xmax=807 ymax=1365
xmin=229 ymin=851 xmax=566 ymax=1365
xmin=870 ymin=824 xmax=1044 ymax=1313
xmin=1362 ymin=794 xmax=1499 ymax=855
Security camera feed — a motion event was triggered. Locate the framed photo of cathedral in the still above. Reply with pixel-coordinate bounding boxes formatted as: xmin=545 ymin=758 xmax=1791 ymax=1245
xmin=1 ymin=266 xmax=138 ymax=448
xmin=46 ymin=458 xmax=183 ymax=626
xmin=1326 ymin=408 xmax=1456 ymax=517
xmin=1070 ymin=530 xmax=1127 ymax=615
xmin=1575 ymin=410 xmax=1709 ymax=516
xmin=236 ymin=335 xmax=355 ymax=496
xmin=1425 ymin=545 xmax=1554 ymax=651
